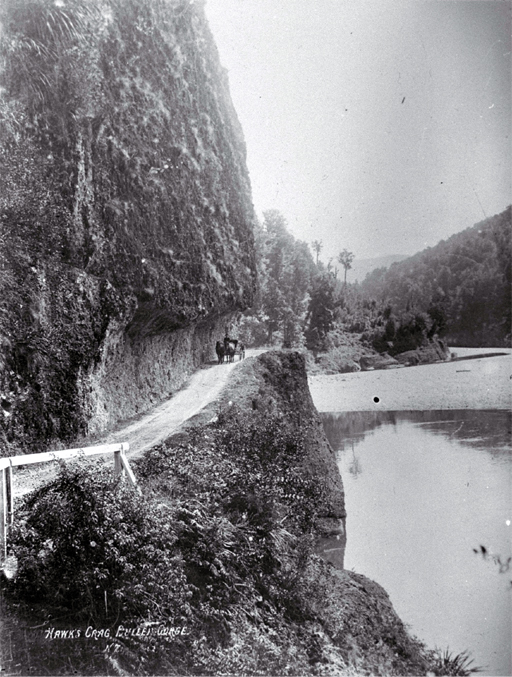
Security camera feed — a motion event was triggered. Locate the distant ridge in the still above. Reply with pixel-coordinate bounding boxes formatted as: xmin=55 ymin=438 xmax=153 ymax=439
xmin=358 ymin=206 xmax=511 ymax=347
xmin=348 ymin=254 xmax=408 ymax=283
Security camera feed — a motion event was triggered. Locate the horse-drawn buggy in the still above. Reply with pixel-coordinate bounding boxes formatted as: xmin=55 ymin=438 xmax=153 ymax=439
xmin=216 ymin=337 xmax=245 ymax=364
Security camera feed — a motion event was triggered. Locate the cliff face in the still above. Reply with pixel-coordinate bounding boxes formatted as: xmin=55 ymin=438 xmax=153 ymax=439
xmin=0 ymin=0 xmax=257 ymax=451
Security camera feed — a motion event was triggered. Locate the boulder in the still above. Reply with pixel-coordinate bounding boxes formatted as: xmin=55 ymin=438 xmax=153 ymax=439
xmin=395 ymin=340 xmax=450 ymax=366
xmin=360 ymin=353 xmax=399 ymax=371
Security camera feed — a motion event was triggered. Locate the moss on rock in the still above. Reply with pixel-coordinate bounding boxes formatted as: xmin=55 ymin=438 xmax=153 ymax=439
xmin=0 ymin=0 xmax=257 ymax=451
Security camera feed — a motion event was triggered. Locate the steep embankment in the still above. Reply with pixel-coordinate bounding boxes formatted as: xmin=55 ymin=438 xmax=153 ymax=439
xmin=2 ymin=352 xmax=437 ymax=675
xmin=187 ymin=350 xmax=348 ymax=559
xmin=0 ymin=0 xmax=257 ymax=453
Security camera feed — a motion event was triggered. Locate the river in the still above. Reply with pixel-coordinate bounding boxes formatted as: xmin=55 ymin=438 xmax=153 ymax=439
xmin=311 ymin=354 xmax=511 ymax=677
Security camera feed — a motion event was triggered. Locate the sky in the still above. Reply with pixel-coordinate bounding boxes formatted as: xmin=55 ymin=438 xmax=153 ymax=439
xmin=204 ymin=0 xmax=511 ymax=261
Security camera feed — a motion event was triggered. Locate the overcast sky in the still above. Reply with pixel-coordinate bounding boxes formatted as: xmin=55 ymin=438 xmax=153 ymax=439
xmin=204 ymin=0 xmax=511 ymax=261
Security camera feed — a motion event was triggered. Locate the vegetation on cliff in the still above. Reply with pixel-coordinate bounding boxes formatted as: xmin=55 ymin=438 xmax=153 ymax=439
xmin=0 ymin=0 xmax=257 ymax=452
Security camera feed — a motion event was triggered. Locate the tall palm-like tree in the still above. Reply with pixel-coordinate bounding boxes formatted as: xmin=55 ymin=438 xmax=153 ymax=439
xmin=338 ymin=249 xmax=354 ymax=287
xmin=311 ymin=239 xmax=323 ymax=266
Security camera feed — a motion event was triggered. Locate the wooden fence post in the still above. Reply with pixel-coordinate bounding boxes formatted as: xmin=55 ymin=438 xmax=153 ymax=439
xmin=114 ymin=450 xmax=123 ymax=478
xmin=7 ymin=461 xmax=13 ymax=525
xmin=0 ymin=442 xmax=134 ymax=566
xmin=0 ymin=467 xmax=7 ymax=562
xmin=120 ymin=451 xmax=141 ymax=494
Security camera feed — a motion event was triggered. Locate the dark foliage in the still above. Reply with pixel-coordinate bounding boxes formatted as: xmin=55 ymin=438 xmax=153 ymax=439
xmin=3 ymin=412 xmax=331 ymax=673
xmin=369 ymin=309 xmax=439 ymax=356
xmin=360 ymin=207 xmax=511 ymax=347
xmin=6 ymin=463 xmax=190 ymax=624
xmin=240 ymin=210 xmax=315 ymax=348
xmin=305 ymin=273 xmax=341 ymax=352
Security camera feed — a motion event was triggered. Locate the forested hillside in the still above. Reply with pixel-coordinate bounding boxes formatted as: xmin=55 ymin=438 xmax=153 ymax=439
xmin=239 ymin=207 xmax=510 ymax=370
xmin=359 ymin=207 xmax=511 ymax=347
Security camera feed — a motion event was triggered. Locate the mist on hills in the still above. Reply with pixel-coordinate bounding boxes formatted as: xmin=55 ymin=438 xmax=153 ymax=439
xmin=348 ymin=255 xmax=408 ymax=284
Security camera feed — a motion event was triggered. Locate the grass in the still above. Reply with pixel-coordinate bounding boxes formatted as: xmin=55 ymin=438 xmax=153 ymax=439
xmin=430 ymin=647 xmax=483 ymax=676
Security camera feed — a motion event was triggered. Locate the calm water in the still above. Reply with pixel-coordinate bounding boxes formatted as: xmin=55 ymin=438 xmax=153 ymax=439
xmin=322 ymin=410 xmax=512 ymax=677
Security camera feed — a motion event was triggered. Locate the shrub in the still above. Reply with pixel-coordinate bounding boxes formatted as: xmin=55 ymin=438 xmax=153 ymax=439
xmin=6 ymin=463 xmax=191 ymax=625
xmin=370 ymin=311 xmax=434 ymax=356
xmin=315 ymin=347 xmax=361 ymax=374
xmin=138 ymin=408 xmax=326 ymax=538
xmin=429 ymin=648 xmax=482 ymax=676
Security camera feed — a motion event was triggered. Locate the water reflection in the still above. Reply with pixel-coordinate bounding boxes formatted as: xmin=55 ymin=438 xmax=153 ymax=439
xmin=348 ymin=446 xmax=363 ymax=479
xmin=322 ymin=410 xmax=512 ymax=677
xmin=323 ymin=409 xmax=511 ymax=456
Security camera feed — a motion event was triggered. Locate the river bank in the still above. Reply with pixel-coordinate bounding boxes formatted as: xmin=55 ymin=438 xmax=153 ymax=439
xmin=309 ymin=351 xmax=511 ymax=412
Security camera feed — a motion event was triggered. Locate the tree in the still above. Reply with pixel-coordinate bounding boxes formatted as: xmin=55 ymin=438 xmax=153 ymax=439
xmin=311 ymin=240 xmax=323 ymax=266
xmin=253 ymin=211 xmax=315 ymax=347
xmin=338 ymin=249 xmax=355 ymax=287
xmin=305 ymin=273 xmax=339 ymax=351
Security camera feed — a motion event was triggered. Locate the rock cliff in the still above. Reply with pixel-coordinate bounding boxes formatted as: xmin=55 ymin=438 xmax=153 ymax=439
xmin=0 ymin=0 xmax=257 ymax=452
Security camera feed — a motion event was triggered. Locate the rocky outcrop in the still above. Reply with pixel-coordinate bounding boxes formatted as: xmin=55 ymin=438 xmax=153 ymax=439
xmin=394 ymin=338 xmax=450 ymax=366
xmin=0 ymin=0 xmax=257 ymax=451
xmin=360 ymin=352 xmax=400 ymax=370
xmin=360 ymin=339 xmax=449 ymax=370
xmin=316 ymin=351 xmax=362 ymax=374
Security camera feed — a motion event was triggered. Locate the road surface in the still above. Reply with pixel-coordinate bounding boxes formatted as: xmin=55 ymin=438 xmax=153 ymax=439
xmin=106 ymin=350 xmax=264 ymax=458
xmin=12 ymin=350 xmax=264 ymax=497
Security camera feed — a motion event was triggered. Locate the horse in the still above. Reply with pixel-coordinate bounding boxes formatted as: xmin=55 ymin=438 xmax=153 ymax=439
xmin=224 ymin=336 xmax=238 ymax=351
xmin=238 ymin=342 xmax=245 ymax=360
xmin=225 ymin=341 xmax=237 ymax=363
xmin=223 ymin=337 xmax=238 ymax=363
xmin=215 ymin=341 xmax=225 ymax=364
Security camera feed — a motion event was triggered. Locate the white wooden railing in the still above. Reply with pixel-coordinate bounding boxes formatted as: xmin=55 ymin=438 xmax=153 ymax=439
xmin=0 ymin=442 xmax=138 ymax=563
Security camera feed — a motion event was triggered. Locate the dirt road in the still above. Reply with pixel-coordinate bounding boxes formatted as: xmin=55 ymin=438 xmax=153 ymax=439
xmin=12 ymin=350 xmax=264 ymax=497
xmin=106 ymin=350 xmax=265 ymax=458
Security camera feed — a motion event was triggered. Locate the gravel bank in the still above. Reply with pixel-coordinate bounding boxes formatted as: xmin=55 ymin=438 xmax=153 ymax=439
xmin=309 ymin=352 xmax=512 ymax=412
